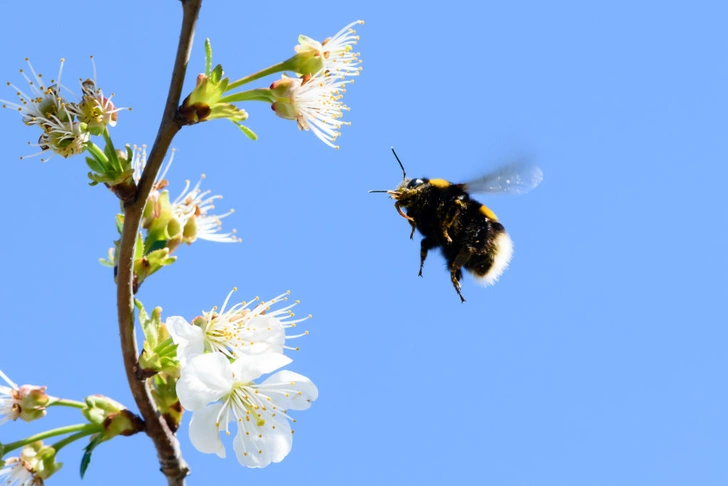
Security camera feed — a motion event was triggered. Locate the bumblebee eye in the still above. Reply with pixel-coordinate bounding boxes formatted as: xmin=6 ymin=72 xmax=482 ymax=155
xmin=407 ymin=178 xmax=425 ymax=189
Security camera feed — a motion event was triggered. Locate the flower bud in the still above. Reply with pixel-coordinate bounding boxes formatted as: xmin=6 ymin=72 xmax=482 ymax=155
xmin=83 ymin=395 xmax=126 ymax=425
xmin=178 ymin=67 xmax=248 ymax=125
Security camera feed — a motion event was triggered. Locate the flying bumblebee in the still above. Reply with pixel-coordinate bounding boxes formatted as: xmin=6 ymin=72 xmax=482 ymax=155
xmin=370 ymin=148 xmax=543 ymax=302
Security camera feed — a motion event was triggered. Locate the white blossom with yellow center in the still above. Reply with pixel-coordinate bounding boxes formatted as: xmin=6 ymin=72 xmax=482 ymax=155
xmin=295 ymin=20 xmax=364 ymax=78
xmin=272 ymin=71 xmax=352 ymax=149
xmin=132 ymin=145 xmax=239 ymax=243
xmin=177 ymin=352 xmax=318 ymax=468
xmin=167 ymin=289 xmax=310 ymax=366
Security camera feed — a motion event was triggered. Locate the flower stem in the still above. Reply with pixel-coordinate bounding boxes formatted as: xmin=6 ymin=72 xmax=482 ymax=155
xmin=2 ymin=424 xmax=101 ymax=454
xmin=47 ymin=398 xmax=85 ymax=409
xmin=220 ymin=89 xmax=275 ymax=104
xmin=51 ymin=428 xmax=100 ymax=453
xmin=102 ymin=128 xmax=120 ymax=172
xmin=227 ymin=59 xmax=294 ymax=90
xmin=85 ymin=141 xmax=107 ymax=164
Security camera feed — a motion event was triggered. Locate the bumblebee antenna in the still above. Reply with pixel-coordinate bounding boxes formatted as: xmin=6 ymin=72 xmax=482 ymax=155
xmin=368 ymin=147 xmax=407 ymax=194
xmin=391 ymin=146 xmax=407 ymax=181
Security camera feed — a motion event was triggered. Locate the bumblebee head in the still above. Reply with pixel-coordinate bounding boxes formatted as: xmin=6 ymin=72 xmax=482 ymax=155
xmin=369 ymin=148 xmax=424 ymax=201
xmin=388 ymin=177 xmax=428 ymax=201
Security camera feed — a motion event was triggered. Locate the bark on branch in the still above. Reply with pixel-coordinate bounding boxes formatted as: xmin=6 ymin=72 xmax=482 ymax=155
xmin=116 ymin=1 xmax=202 ymax=484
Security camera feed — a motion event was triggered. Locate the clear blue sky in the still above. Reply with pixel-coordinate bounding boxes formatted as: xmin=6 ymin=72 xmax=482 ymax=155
xmin=1 ymin=1 xmax=727 ymax=485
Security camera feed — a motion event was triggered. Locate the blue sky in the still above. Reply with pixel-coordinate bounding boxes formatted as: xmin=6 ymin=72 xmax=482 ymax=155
xmin=1 ymin=1 xmax=727 ymax=485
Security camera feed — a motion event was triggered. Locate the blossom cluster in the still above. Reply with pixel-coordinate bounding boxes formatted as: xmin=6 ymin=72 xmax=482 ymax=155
xmin=166 ymin=289 xmax=317 ymax=468
xmin=0 ymin=57 xmax=122 ymax=162
xmin=0 ymin=17 xmax=362 ymax=481
xmin=99 ymin=146 xmax=239 ymax=288
xmin=270 ymin=20 xmax=364 ymax=148
xmin=182 ymin=20 xmax=363 ymax=149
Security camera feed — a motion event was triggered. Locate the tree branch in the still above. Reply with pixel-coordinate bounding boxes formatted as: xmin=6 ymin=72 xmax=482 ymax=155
xmin=116 ymin=1 xmax=202 ymax=484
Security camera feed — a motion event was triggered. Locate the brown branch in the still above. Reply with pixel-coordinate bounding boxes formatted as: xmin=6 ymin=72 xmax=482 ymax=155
xmin=116 ymin=1 xmax=202 ymax=484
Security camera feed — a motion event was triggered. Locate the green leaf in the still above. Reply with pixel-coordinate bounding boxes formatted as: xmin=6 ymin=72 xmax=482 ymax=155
xmin=205 ymin=38 xmax=213 ymax=76
xmin=211 ymin=64 xmax=224 ymax=84
xmin=135 ymin=232 xmax=145 ymax=260
xmin=80 ymin=434 xmax=103 ymax=479
xmin=98 ymin=257 xmax=113 ymax=267
xmin=85 ymin=156 xmax=105 ymax=173
xmin=115 ymin=214 xmax=124 ymax=234
xmin=234 ymin=122 xmax=258 ymax=141
xmin=145 ymin=239 xmax=167 ymax=255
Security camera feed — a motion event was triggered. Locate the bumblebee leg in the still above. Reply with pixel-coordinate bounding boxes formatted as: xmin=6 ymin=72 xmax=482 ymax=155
xmin=419 ymin=237 xmax=437 ymax=277
xmin=394 ymin=201 xmax=417 ymax=239
xmin=449 ymin=248 xmax=473 ymax=303
xmin=441 ymin=199 xmax=466 ymax=244
xmin=395 ymin=201 xmax=414 ymax=222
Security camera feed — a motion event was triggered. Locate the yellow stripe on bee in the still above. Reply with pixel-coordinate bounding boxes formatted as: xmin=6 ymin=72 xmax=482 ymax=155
xmin=428 ymin=178 xmax=451 ymax=188
xmin=479 ymin=204 xmax=498 ymax=221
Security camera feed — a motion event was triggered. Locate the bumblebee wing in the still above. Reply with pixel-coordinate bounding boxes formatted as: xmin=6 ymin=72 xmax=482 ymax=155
xmin=463 ymin=161 xmax=543 ymax=195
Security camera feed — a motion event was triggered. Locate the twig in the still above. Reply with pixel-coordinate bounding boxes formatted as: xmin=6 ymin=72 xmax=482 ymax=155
xmin=116 ymin=1 xmax=202 ymax=484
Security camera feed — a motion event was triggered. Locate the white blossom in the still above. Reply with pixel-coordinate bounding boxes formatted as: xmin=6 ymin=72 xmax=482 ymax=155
xmin=271 ymin=71 xmax=352 ymax=149
xmin=177 ymin=353 xmax=318 ymax=468
xmin=167 ymin=289 xmax=309 ymax=366
xmin=295 ymin=21 xmax=363 ymax=78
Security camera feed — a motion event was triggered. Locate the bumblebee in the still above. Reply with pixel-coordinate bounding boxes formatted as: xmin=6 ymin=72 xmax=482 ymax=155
xmin=371 ymin=148 xmax=543 ymax=302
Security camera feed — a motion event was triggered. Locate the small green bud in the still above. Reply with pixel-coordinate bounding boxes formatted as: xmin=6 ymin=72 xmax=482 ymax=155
xmin=83 ymin=395 xmax=125 ymax=425
xmin=178 ymin=70 xmax=248 ymax=125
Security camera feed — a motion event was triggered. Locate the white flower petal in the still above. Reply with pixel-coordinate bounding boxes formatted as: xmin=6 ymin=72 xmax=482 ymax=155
xmin=177 ymin=353 xmax=233 ymax=411
xmin=231 ymin=353 xmax=292 ymax=383
xmin=260 ymin=370 xmax=318 ymax=410
xmin=238 ymin=315 xmax=286 ymax=355
xmin=0 ymin=370 xmax=18 ymax=389
xmin=189 ymin=402 xmax=227 ymax=458
xmin=0 ymin=458 xmax=35 ymax=485
xmin=166 ymin=316 xmax=205 ymax=366
xmin=233 ymin=416 xmax=292 ymax=468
